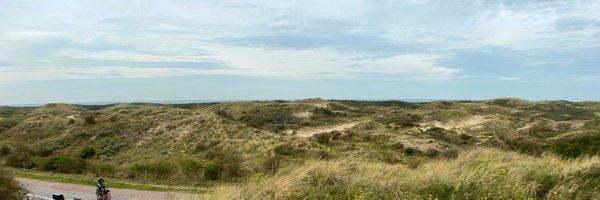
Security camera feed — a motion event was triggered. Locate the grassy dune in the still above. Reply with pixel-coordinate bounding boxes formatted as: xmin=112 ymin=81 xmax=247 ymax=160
xmin=208 ymin=148 xmax=600 ymax=200
xmin=1 ymin=99 xmax=599 ymax=199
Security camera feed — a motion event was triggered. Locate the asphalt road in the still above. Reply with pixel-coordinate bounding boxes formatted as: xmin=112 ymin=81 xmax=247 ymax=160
xmin=17 ymin=178 xmax=200 ymax=200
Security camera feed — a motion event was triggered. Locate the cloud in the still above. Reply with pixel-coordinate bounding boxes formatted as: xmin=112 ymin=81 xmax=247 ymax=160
xmin=0 ymin=0 xmax=599 ymax=88
xmin=0 ymin=66 xmax=246 ymax=86
xmin=497 ymin=76 xmax=521 ymax=81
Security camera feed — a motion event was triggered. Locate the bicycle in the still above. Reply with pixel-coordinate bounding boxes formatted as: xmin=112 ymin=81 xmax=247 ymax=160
xmin=97 ymin=188 xmax=111 ymax=200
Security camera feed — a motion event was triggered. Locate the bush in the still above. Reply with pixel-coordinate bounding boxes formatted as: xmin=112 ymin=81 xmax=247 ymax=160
xmin=178 ymin=159 xmax=204 ymax=180
xmin=83 ymin=115 xmax=96 ymax=125
xmin=204 ymin=162 xmax=223 ymax=180
xmin=0 ymin=145 xmax=9 ymax=157
xmin=130 ymin=161 xmax=176 ymax=179
xmin=0 ymin=169 xmax=28 ymax=200
xmin=79 ymin=145 xmax=96 ymax=159
xmin=4 ymin=146 xmax=35 ymax=169
xmin=41 ymin=155 xmax=86 ymax=174
xmin=404 ymin=147 xmax=417 ymax=156
xmin=97 ymin=138 xmax=126 ymax=156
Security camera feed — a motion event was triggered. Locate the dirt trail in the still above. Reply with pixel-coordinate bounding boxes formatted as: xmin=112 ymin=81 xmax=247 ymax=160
xmin=286 ymin=120 xmax=365 ymax=138
xmin=17 ymin=178 xmax=203 ymax=200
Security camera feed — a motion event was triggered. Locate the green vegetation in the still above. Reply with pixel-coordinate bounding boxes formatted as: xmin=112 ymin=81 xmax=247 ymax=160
xmin=0 ymin=168 xmax=28 ymax=200
xmin=0 ymin=99 xmax=598 ymax=197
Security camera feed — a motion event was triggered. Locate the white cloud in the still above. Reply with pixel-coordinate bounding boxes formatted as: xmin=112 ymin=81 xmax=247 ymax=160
xmin=497 ymin=76 xmax=520 ymax=81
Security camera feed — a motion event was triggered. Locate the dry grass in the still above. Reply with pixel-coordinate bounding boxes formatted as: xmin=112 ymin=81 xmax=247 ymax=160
xmin=203 ymin=148 xmax=600 ymax=200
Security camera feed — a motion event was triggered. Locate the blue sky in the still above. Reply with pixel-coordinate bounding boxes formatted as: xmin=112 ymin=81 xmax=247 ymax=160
xmin=1 ymin=0 xmax=599 ymax=104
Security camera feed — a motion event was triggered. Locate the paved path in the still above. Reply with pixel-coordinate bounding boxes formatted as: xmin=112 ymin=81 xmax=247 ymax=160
xmin=17 ymin=178 xmax=202 ymax=200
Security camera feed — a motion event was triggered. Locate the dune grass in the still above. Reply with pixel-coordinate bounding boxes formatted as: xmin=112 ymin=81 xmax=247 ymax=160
xmin=206 ymin=148 xmax=600 ymax=200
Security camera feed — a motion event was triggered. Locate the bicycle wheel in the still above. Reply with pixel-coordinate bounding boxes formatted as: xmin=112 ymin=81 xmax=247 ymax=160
xmin=105 ymin=193 xmax=111 ymax=200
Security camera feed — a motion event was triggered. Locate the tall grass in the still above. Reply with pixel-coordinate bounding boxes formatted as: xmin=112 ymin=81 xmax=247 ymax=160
xmin=206 ymin=148 xmax=600 ymax=200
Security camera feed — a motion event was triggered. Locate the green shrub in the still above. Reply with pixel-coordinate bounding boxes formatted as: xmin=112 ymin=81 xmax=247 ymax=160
xmin=204 ymin=162 xmax=222 ymax=180
xmin=79 ymin=145 xmax=96 ymax=159
xmin=178 ymin=159 xmax=204 ymax=180
xmin=4 ymin=146 xmax=35 ymax=169
xmin=0 ymin=169 xmax=28 ymax=200
xmin=41 ymin=155 xmax=86 ymax=174
xmin=97 ymin=138 xmax=126 ymax=156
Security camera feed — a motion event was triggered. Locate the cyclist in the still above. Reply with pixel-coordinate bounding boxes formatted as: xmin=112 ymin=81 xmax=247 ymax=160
xmin=96 ymin=177 xmax=106 ymax=196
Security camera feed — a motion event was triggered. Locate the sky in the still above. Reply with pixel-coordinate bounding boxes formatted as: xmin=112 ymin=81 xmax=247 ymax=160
xmin=0 ymin=0 xmax=599 ymax=105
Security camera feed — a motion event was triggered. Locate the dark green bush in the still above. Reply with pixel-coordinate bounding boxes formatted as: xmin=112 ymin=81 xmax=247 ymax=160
xmin=204 ymin=162 xmax=223 ymax=180
xmin=79 ymin=145 xmax=96 ymax=159
xmin=0 ymin=145 xmax=9 ymax=157
xmin=0 ymin=169 xmax=28 ymax=200
xmin=404 ymin=147 xmax=417 ymax=156
xmin=41 ymin=155 xmax=86 ymax=174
